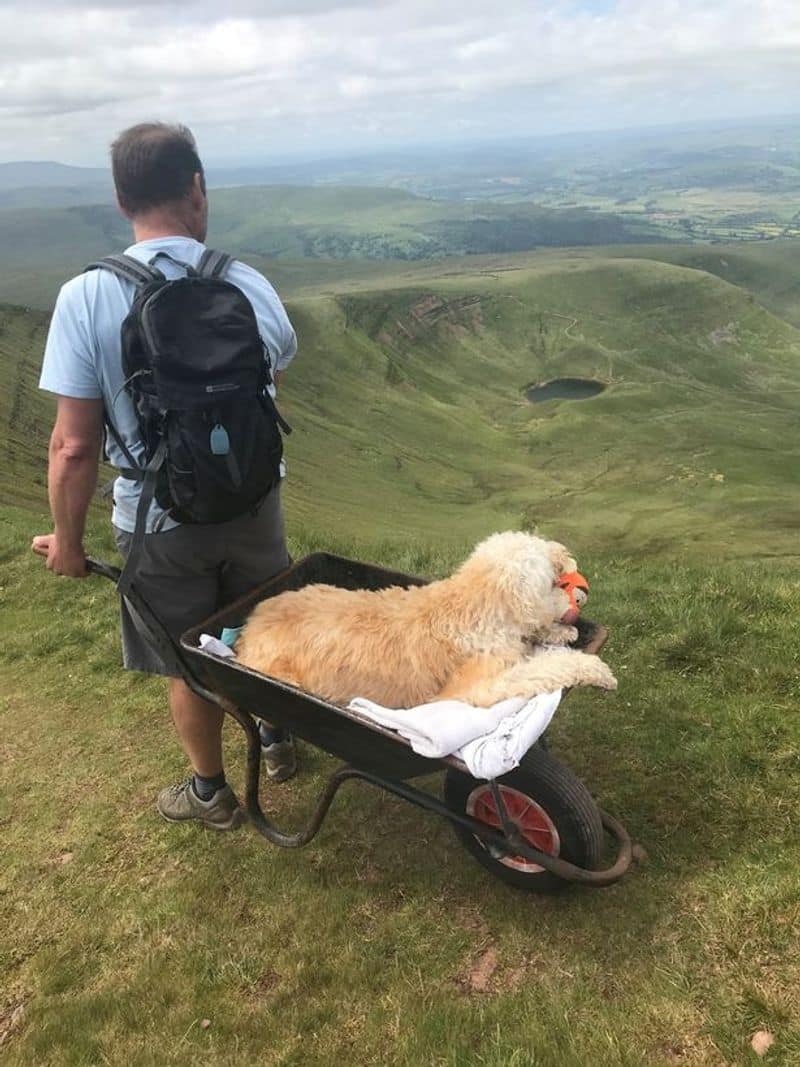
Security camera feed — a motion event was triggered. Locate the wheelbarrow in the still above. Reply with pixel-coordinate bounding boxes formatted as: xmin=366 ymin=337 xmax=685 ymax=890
xmin=87 ymin=551 xmax=634 ymax=893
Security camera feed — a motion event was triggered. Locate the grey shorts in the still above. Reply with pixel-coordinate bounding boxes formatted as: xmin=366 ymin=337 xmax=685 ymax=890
xmin=113 ymin=486 xmax=289 ymax=677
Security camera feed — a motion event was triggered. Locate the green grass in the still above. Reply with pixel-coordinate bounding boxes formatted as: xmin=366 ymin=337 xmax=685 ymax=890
xmin=3 ymin=245 xmax=800 ymax=1064
xmin=2 ymin=509 xmax=800 ymax=1065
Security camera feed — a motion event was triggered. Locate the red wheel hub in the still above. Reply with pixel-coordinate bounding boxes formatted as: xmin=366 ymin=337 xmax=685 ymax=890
xmin=466 ymin=784 xmax=560 ymax=874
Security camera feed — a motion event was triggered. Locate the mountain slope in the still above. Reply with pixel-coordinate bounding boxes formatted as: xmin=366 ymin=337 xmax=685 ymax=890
xmin=0 ymin=304 xmax=52 ymax=511
xmin=603 ymin=239 xmax=800 ymax=328
xmin=6 ymin=253 xmax=798 ymax=560
xmin=276 ymin=256 xmax=800 ymax=557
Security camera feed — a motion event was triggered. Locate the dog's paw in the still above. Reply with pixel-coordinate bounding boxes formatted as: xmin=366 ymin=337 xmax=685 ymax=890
xmin=577 ymin=653 xmax=618 ymax=690
xmin=596 ymin=662 xmax=618 ymax=690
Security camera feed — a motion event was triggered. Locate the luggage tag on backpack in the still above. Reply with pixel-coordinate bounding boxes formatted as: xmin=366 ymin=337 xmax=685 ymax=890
xmin=210 ymin=423 xmax=242 ymax=487
xmin=210 ymin=424 xmax=231 ymax=456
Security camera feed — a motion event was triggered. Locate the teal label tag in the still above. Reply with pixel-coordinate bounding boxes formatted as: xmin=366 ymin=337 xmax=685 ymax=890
xmin=210 ymin=424 xmax=230 ymax=456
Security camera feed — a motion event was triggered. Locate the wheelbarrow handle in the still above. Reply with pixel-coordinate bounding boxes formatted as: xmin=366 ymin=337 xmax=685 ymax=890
xmin=85 ymin=557 xmax=122 ymax=583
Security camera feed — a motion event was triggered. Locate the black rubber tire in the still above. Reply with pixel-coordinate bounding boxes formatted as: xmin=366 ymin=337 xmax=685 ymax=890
xmin=443 ymin=745 xmax=604 ymax=892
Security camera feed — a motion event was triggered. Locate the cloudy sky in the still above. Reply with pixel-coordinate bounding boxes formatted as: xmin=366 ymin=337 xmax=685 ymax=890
xmin=2 ymin=0 xmax=800 ymax=166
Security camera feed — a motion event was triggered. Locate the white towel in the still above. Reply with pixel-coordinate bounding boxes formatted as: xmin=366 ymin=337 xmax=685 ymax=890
xmin=197 ymin=632 xmax=562 ymax=779
xmin=348 ymin=690 xmax=562 ymax=780
xmin=198 ymin=634 xmax=236 ymax=658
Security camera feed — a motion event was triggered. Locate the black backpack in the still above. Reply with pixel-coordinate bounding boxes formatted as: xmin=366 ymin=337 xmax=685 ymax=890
xmin=86 ymin=248 xmax=291 ymax=586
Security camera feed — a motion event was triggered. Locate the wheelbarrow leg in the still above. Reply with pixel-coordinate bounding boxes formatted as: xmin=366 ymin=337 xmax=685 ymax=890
xmin=221 ymin=701 xmax=264 ymax=817
xmin=217 ymin=698 xmax=362 ymax=847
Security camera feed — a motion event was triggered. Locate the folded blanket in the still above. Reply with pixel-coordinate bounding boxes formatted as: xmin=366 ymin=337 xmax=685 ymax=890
xmin=199 ymin=634 xmax=236 ymax=658
xmin=197 ymin=632 xmax=561 ymax=779
xmin=348 ymin=691 xmax=562 ymax=780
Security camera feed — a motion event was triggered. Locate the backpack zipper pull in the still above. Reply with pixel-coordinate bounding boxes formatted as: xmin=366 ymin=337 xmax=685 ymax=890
xmin=210 ymin=423 xmax=230 ymax=455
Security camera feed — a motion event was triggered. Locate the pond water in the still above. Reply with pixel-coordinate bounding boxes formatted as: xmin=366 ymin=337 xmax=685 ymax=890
xmin=526 ymin=378 xmax=606 ymax=403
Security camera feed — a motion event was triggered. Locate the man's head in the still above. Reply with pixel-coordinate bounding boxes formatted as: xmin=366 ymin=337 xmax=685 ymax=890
xmin=111 ymin=122 xmax=208 ymax=241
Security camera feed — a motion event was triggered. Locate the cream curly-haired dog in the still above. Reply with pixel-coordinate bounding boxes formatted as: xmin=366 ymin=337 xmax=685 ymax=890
xmin=235 ymin=531 xmax=617 ymax=707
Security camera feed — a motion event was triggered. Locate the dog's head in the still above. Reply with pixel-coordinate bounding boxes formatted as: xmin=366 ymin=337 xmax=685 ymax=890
xmin=461 ymin=531 xmax=579 ymax=633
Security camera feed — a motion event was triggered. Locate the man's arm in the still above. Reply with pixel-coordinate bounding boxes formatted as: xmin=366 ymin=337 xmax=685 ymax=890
xmin=31 ymin=396 xmax=104 ymax=577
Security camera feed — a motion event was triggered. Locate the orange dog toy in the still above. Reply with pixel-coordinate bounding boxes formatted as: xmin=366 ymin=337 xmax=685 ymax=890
xmin=557 ymin=570 xmax=589 ymax=616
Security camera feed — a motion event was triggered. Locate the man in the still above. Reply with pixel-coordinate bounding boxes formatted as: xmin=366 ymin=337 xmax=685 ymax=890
xmin=32 ymin=122 xmax=297 ymax=831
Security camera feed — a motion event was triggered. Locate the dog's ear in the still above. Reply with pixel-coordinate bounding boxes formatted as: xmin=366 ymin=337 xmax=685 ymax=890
xmin=547 ymin=541 xmax=577 ymax=576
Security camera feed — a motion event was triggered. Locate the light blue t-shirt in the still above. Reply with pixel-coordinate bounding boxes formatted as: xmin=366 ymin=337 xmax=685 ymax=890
xmin=39 ymin=236 xmax=297 ymax=533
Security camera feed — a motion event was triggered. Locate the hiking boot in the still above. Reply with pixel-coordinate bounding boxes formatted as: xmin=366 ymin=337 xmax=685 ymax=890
xmin=157 ymin=779 xmax=245 ymax=830
xmin=262 ymin=735 xmax=297 ymax=782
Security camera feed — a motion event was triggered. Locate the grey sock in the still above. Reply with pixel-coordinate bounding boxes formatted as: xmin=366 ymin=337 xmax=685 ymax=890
xmin=192 ymin=771 xmax=226 ymax=801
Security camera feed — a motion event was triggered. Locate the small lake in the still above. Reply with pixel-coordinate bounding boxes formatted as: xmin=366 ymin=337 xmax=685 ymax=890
xmin=526 ymin=378 xmax=606 ymax=403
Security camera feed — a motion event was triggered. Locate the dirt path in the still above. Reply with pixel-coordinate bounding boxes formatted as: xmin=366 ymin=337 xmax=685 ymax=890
xmin=548 ymin=311 xmax=580 ymax=340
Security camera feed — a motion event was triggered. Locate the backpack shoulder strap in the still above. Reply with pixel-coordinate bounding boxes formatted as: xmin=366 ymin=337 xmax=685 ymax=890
xmin=116 ymin=437 xmax=169 ymax=597
xmin=85 ymin=254 xmax=165 ymax=287
xmin=197 ymin=248 xmax=234 ymax=280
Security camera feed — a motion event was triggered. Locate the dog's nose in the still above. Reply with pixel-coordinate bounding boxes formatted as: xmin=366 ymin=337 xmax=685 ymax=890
xmin=560 ymin=607 xmax=580 ymax=626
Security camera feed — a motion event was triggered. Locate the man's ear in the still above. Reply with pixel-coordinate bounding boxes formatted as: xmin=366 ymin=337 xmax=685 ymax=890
xmin=192 ymin=171 xmax=206 ymax=201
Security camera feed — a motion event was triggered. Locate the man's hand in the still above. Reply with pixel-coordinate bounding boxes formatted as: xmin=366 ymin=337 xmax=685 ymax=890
xmin=31 ymin=533 xmax=89 ymax=578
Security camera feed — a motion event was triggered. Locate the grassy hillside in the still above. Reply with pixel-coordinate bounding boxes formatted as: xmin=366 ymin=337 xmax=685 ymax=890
xmin=6 ymin=252 xmax=800 ymax=557
xmin=276 ymin=255 xmax=800 ymax=560
xmin=0 ymin=304 xmax=52 ymax=510
xmin=603 ymin=239 xmax=800 ymax=328
xmin=3 ymin=251 xmax=800 ymax=1064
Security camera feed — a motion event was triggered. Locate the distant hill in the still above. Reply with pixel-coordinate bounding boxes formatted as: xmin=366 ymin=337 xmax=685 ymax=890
xmin=0 ymin=161 xmax=112 ymax=210
xmin=0 ymin=204 xmax=129 ymax=271
xmin=0 ymin=161 xmax=108 ymax=191
xmin=208 ymin=184 xmax=659 ymax=259
xmin=0 ymin=184 xmax=663 ymax=309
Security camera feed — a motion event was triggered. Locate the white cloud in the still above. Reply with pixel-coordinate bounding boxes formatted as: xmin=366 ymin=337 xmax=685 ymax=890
xmin=1 ymin=0 xmax=799 ymax=163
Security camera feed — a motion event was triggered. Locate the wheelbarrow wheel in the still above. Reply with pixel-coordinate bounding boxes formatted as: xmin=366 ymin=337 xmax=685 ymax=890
xmin=443 ymin=745 xmax=604 ymax=892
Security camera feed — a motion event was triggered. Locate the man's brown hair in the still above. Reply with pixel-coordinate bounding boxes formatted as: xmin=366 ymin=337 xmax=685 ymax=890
xmin=111 ymin=122 xmax=205 ymax=214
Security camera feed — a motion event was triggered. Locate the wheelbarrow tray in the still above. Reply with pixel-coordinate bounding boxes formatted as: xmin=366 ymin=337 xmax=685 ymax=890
xmin=180 ymin=551 xmax=608 ymax=781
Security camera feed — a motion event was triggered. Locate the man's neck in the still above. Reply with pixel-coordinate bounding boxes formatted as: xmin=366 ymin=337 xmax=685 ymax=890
xmin=130 ymin=207 xmax=199 ymax=244
xmin=131 ymin=221 xmax=197 ymax=243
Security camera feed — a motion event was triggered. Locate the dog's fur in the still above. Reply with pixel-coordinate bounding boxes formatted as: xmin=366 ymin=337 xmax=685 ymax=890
xmin=235 ymin=531 xmax=617 ymax=707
